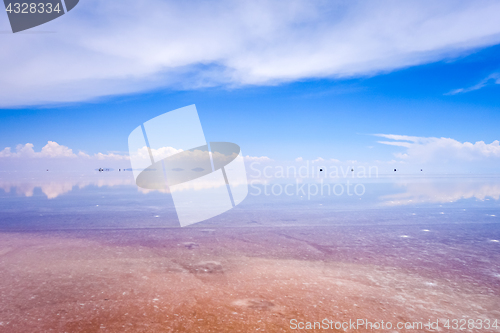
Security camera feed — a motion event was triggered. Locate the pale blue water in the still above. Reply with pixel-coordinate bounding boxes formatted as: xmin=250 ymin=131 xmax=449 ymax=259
xmin=0 ymin=172 xmax=499 ymax=231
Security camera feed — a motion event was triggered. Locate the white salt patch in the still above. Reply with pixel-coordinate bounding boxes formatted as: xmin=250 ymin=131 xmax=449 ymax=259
xmin=400 ymin=235 xmax=409 ymax=238
xmin=440 ymin=212 xmax=444 ymax=214
xmin=489 ymin=240 xmax=499 ymax=243
xmin=154 ymin=215 xmax=160 ymax=218
xmin=422 ymin=229 xmax=430 ymax=232
xmin=490 ymin=215 xmax=496 ymax=217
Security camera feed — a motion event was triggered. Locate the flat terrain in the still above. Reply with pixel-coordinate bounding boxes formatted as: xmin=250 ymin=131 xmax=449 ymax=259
xmin=0 ymin=224 xmax=499 ymax=332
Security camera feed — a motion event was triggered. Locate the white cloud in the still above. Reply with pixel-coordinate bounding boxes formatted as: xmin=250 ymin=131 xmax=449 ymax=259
xmin=447 ymin=72 xmax=500 ymax=94
xmin=94 ymin=152 xmax=130 ymax=160
xmin=129 ymin=146 xmax=183 ymax=162
xmin=290 ymin=157 xmax=349 ymax=164
xmin=0 ymin=141 xmax=129 ymax=160
xmin=244 ymin=155 xmax=272 ymax=162
xmin=2 ymin=0 xmax=500 ymax=106
xmin=40 ymin=141 xmax=76 ymax=158
xmin=0 ymin=142 xmax=74 ymax=158
xmin=0 ymin=147 xmax=13 ymax=158
xmin=0 ymin=142 xmax=269 ymax=173
xmin=375 ymin=134 xmax=500 ymax=163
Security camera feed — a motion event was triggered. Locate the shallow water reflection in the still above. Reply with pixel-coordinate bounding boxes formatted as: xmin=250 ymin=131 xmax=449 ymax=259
xmin=0 ymin=172 xmax=135 ymax=199
xmin=0 ymin=172 xmax=499 ymax=230
xmin=381 ymin=177 xmax=500 ymax=206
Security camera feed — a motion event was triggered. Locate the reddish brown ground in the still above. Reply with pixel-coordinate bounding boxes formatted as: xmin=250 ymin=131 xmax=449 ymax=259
xmin=0 ymin=225 xmax=499 ymax=332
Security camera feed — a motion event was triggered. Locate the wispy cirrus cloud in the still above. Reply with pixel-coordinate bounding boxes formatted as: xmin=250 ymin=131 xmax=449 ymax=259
xmin=447 ymin=72 xmax=500 ymax=95
xmin=2 ymin=0 xmax=500 ymax=107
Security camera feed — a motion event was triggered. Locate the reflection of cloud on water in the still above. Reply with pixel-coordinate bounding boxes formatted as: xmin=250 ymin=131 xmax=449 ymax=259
xmin=0 ymin=173 xmax=247 ymax=198
xmin=170 ymin=179 xmax=247 ymax=193
xmin=0 ymin=176 xmax=135 ymax=199
xmin=381 ymin=181 xmax=500 ymax=206
xmin=137 ymin=187 xmax=170 ymax=195
xmin=137 ymin=179 xmax=248 ymax=194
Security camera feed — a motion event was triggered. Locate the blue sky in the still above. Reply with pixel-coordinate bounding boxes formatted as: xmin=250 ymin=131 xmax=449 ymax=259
xmin=1 ymin=0 xmax=500 ymax=173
